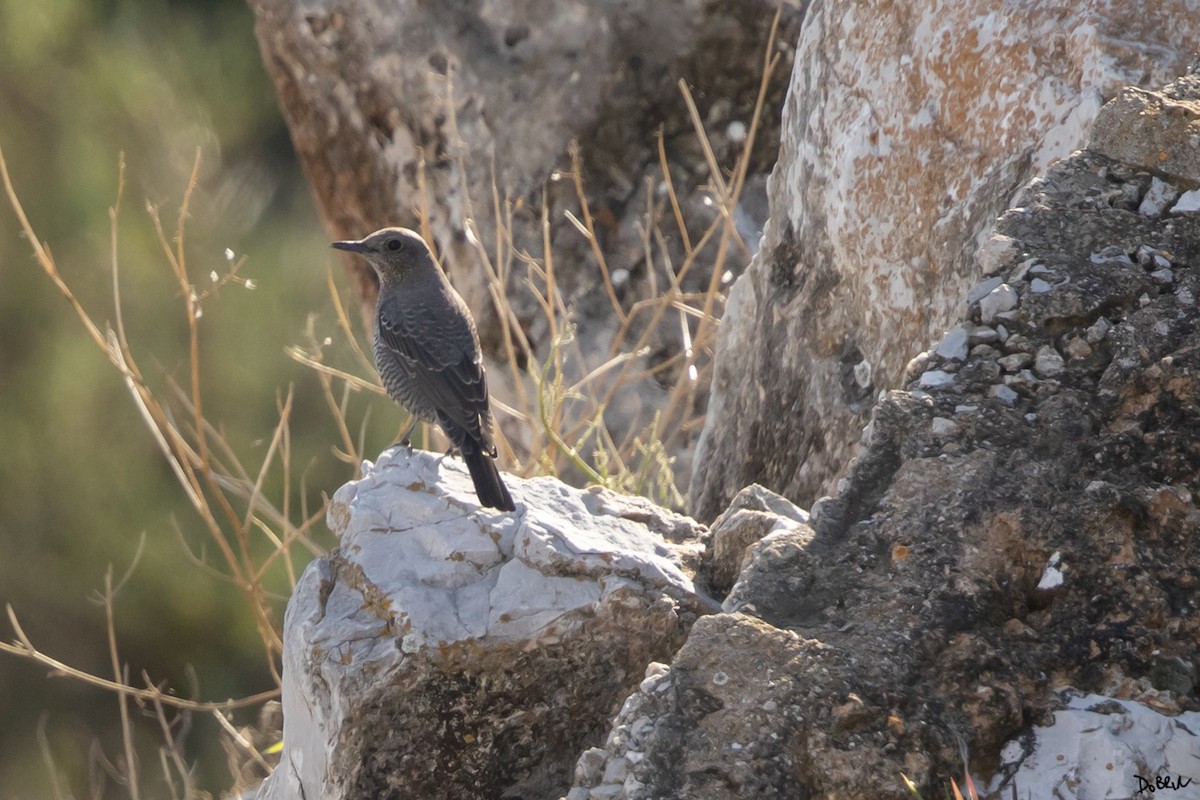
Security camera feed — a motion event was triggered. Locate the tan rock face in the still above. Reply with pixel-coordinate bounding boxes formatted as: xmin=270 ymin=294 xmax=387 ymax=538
xmin=690 ymin=0 xmax=1200 ymax=522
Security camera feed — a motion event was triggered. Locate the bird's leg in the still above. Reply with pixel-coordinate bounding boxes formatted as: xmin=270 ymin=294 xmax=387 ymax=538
xmin=434 ymin=445 xmax=455 ymax=466
xmin=392 ymin=417 xmax=419 ymax=452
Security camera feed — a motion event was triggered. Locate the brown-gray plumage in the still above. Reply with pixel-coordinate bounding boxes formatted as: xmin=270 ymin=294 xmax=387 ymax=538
xmin=331 ymin=227 xmax=515 ymax=512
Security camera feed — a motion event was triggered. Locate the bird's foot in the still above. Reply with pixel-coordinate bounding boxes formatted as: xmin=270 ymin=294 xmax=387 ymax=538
xmin=392 ymin=418 xmax=419 ymax=453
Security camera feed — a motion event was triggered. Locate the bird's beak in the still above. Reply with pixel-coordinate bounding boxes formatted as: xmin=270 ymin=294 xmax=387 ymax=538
xmin=331 ymin=239 xmax=369 ymax=253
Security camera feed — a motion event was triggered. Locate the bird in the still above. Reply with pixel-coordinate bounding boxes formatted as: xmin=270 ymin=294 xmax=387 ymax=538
xmin=331 ymin=227 xmax=516 ymax=512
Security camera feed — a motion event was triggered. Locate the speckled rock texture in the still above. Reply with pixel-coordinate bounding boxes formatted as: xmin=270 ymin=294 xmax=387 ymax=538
xmin=254 ymin=447 xmax=710 ymax=800
xmin=690 ymin=0 xmax=1200 ymax=522
xmin=571 ymin=72 xmax=1200 ymax=799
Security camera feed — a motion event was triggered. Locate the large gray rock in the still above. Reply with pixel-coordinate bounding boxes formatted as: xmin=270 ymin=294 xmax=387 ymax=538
xmin=255 ymin=447 xmax=709 ymax=800
xmin=574 ymin=73 xmax=1200 ymax=798
xmin=690 ymin=0 xmax=1200 ymax=522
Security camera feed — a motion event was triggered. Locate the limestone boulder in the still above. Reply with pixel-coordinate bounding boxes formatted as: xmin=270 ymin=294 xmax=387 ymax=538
xmin=691 ymin=0 xmax=1200 ymax=521
xmin=574 ymin=72 xmax=1200 ymax=798
xmin=255 ymin=447 xmax=709 ymax=800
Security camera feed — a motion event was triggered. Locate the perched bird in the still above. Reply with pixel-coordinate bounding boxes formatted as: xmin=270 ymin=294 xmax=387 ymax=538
xmin=332 ymin=227 xmax=516 ymax=512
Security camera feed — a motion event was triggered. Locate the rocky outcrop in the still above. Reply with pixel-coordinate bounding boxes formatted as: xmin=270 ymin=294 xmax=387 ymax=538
xmin=250 ymin=5 xmax=1200 ymax=795
xmin=255 ymin=448 xmax=709 ymax=800
xmin=690 ymin=0 xmax=1200 ymax=522
xmin=572 ymin=73 xmax=1200 ymax=798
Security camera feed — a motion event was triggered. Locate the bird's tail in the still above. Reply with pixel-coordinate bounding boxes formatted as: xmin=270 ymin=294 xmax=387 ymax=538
xmin=462 ymin=444 xmax=516 ymax=512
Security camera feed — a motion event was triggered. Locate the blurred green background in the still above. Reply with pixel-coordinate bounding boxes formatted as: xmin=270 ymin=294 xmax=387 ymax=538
xmin=0 ymin=0 xmax=389 ymax=796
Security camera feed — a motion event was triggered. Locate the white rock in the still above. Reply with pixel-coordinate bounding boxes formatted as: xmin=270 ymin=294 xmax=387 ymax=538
xmin=1170 ymin=188 xmax=1200 ymax=213
xmin=1036 ymin=566 xmax=1063 ymax=590
xmin=989 ymin=384 xmax=1019 ymax=405
xmin=1085 ymin=317 xmax=1112 ymax=344
xmin=853 ymin=358 xmax=873 ymax=388
xmin=988 ymin=693 xmax=1200 ymax=799
xmin=1150 ymin=268 xmax=1174 ymax=285
xmin=980 ymin=284 xmax=1018 ymax=324
xmin=601 ymin=758 xmax=628 ymax=784
xmin=1008 ymin=257 xmax=1040 ymax=283
xmin=1036 ymin=551 xmax=1064 ymax=590
xmin=257 ymin=449 xmax=706 ymax=800
xmin=1029 ymin=278 xmax=1052 ymax=293
xmin=629 ymin=716 xmax=654 ymax=743
xmin=1034 ymin=346 xmax=1065 ymax=378
xmin=967 ymin=276 xmax=1004 ymax=305
xmin=1139 ymin=177 xmax=1179 ymax=217
xmin=576 ymin=747 xmax=610 ymax=784
xmin=977 ymin=234 xmax=1019 ymax=276
xmin=935 ymin=324 xmax=970 ymax=361
xmin=919 ymin=370 xmax=955 ymax=388
xmin=1089 ymin=247 xmax=1134 ymax=266
xmin=931 ymin=417 xmax=958 ymax=436
xmin=998 ymin=352 xmax=1033 ymax=372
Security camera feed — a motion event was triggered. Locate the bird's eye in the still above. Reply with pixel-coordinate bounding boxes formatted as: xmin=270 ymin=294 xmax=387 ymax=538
xmin=386 ymin=238 xmax=403 ymax=252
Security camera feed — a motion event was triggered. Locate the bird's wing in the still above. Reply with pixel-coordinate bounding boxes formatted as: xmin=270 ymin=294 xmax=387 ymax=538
xmin=376 ymin=292 xmax=494 ymax=450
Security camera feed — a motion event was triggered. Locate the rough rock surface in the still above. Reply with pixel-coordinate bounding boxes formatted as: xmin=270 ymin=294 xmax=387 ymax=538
xmin=255 ymin=447 xmax=710 ymax=800
xmin=702 ymin=483 xmax=808 ymax=597
xmin=690 ymin=0 xmax=1200 ymax=521
xmin=574 ymin=73 xmax=1200 ymax=798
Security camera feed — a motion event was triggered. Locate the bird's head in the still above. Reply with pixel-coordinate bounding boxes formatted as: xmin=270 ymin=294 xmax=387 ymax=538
xmin=331 ymin=227 xmax=433 ymax=285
